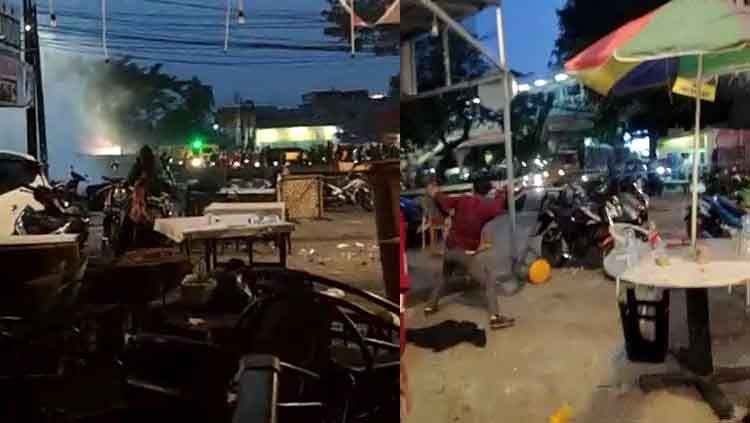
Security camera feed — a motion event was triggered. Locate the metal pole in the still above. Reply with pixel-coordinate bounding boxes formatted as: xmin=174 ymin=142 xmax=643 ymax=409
xmin=23 ymin=0 xmax=38 ymax=160
xmin=31 ymin=3 xmax=47 ymax=167
xmin=350 ymin=0 xmax=355 ymax=56
xmin=224 ymin=0 xmax=230 ymax=51
xmin=690 ymin=54 xmax=704 ymax=252
xmin=441 ymin=28 xmax=451 ymax=87
xmin=497 ymin=3 xmax=516 ymax=256
xmin=418 ymin=0 xmax=509 ymax=73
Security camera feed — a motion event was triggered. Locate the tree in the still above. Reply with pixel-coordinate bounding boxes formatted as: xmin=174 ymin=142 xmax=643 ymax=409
xmin=321 ymin=0 xmax=398 ymax=55
xmin=82 ymin=57 xmax=216 ymax=150
xmin=401 ymin=31 xmax=492 ymax=147
xmin=511 ymin=92 xmax=556 ymax=160
xmin=553 ymin=0 xmax=737 ymax=143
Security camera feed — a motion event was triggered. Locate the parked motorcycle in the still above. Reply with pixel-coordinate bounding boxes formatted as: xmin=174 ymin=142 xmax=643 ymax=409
xmin=13 ymin=184 xmax=90 ymax=248
xmin=52 ymin=166 xmax=89 ymax=207
xmin=536 ymin=185 xmax=617 ymax=269
xmin=325 ymin=173 xmax=374 ymax=212
xmin=685 ymin=194 xmax=743 ymax=239
xmin=400 ymin=196 xmax=423 ymax=247
xmin=100 ymin=176 xmax=128 ymax=251
xmin=587 ymin=176 xmax=649 ymax=226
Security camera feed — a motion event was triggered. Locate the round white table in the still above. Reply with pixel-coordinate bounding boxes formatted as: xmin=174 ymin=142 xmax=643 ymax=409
xmin=604 ymin=238 xmax=750 ymax=420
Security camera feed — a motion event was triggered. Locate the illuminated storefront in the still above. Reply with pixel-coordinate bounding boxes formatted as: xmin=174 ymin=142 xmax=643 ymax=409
xmin=255 ymin=125 xmax=339 ymax=149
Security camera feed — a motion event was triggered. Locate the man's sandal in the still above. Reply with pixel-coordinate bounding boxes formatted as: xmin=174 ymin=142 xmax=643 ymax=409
xmin=490 ymin=315 xmax=515 ymax=330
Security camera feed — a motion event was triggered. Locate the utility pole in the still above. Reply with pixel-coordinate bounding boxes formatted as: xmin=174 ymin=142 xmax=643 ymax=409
xmin=23 ymin=0 xmax=37 ymax=160
xmin=23 ymin=0 xmax=47 ymax=167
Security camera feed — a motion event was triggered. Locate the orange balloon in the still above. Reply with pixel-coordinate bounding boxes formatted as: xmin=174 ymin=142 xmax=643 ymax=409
xmin=529 ymin=259 xmax=551 ymax=285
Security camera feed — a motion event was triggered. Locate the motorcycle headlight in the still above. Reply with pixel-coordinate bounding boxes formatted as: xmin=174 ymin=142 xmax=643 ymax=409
xmin=113 ymin=187 xmax=128 ymax=203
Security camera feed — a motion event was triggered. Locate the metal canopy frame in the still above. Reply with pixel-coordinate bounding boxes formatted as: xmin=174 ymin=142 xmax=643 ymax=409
xmin=401 ymin=0 xmax=518 ymax=262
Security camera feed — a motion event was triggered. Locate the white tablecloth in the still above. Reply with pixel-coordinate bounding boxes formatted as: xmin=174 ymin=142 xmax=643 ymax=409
xmin=0 ymin=234 xmax=79 ymax=246
xmin=604 ymin=239 xmax=750 ymax=289
xmin=154 ymin=216 xmax=294 ymax=243
xmin=218 ymin=188 xmax=276 ymax=196
xmin=204 ymin=202 xmax=284 ymax=218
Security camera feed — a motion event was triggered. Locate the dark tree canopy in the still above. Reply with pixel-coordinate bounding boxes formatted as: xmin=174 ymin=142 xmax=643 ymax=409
xmin=82 ymin=57 xmax=217 ymax=149
xmin=321 ymin=0 xmax=398 ymax=55
xmin=401 ymin=31 xmax=493 ymax=148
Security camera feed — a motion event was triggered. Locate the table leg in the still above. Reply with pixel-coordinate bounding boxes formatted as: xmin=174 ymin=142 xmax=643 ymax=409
xmin=678 ymin=288 xmax=713 ymax=376
xmin=247 ymin=239 xmax=254 ymax=267
xmin=636 ymin=288 xmax=747 ymax=421
xmin=212 ymin=240 xmax=218 ymax=270
xmin=279 ymin=233 xmax=288 ymax=267
xmin=204 ymin=240 xmax=212 ymax=272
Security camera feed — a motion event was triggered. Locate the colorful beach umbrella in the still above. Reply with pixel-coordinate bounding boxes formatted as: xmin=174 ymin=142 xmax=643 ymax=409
xmin=565 ymin=0 xmax=750 ymax=96
xmin=565 ymin=0 xmax=750 ymax=254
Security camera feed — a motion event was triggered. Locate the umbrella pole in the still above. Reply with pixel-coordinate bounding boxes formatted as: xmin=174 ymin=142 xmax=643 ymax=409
xmin=496 ymin=3 xmax=516 ymax=258
xmin=690 ymin=54 xmax=704 ymax=252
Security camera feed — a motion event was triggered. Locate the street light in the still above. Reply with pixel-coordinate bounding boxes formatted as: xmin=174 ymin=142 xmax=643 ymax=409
xmin=212 ymin=123 xmax=220 ymax=131
xmin=471 ymin=97 xmax=481 ymax=104
xmin=24 ymin=24 xmax=31 ymax=32
xmin=554 ymin=73 xmax=569 ymax=82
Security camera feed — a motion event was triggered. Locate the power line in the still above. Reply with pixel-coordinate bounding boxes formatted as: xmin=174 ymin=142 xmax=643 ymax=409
xmin=31 ymin=1 xmax=399 ymax=68
xmin=41 ymin=28 xmax=355 ymax=53
xmin=42 ymin=43 xmax=397 ymax=68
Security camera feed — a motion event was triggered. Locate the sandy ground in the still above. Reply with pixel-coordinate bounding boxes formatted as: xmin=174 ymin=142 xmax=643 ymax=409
xmin=86 ymin=207 xmax=385 ymax=295
xmin=404 ymin=192 xmax=750 ymax=423
xmin=277 ymin=208 xmax=384 ymax=294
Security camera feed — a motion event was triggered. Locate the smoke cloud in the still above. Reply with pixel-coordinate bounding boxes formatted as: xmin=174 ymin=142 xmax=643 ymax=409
xmin=0 ymin=48 xmax=130 ymax=183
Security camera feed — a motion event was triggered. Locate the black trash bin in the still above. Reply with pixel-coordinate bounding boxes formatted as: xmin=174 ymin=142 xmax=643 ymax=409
xmin=618 ymin=287 xmax=670 ymax=363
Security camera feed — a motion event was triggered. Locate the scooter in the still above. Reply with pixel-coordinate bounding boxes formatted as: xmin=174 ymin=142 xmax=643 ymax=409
xmin=53 ymin=166 xmax=89 ymax=206
xmin=13 ymin=184 xmax=90 ymax=248
xmin=685 ymin=194 xmax=743 ymax=239
xmin=536 ymin=186 xmax=616 ymax=269
xmin=325 ymin=174 xmax=374 ymax=212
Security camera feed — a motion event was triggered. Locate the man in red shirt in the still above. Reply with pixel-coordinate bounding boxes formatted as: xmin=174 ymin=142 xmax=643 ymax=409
xmin=424 ymin=180 xmax=515 ymax=330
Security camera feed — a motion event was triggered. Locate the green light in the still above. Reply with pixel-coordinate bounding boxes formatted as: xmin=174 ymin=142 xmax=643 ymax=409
xmin=191 ymin=138 xmax=204 ymax=150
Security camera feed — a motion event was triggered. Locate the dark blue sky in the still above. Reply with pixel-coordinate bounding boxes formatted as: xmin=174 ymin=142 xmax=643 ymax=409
xmin=35 ymin=0 xmax=562 ymax=107
xmin=36 ymin=0 xmax=399 ymax=107
xmin=467 ymin=0 xmax=566 ymax=79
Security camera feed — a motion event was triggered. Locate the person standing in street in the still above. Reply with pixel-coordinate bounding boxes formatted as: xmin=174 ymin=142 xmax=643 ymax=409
xmin=424 ymin=180 xmax=516 ymax=330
